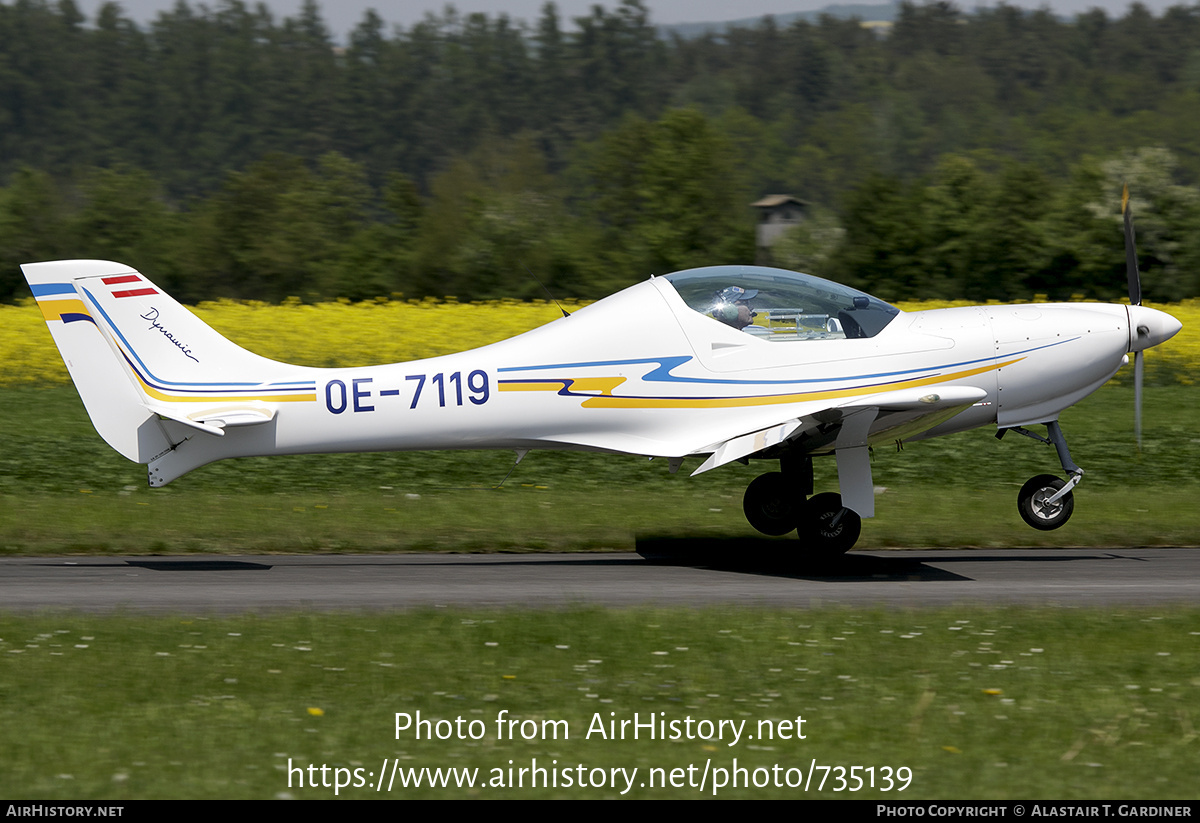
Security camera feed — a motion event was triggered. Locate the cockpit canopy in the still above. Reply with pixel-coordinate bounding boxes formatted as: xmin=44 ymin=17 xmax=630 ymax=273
xmin=663 ymin=266 xmax=900 ymax=341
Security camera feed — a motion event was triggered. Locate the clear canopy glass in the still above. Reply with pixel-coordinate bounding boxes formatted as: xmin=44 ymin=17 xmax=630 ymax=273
xmin=663 ymin=266 xmax=899 ymax=341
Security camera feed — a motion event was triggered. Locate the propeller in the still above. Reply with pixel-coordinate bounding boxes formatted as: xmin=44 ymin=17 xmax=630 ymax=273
xmin=1121 ymin=184 xmax=1144 ymax=449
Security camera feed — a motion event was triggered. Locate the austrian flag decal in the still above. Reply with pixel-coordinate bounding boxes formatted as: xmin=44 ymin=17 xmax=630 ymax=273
xmin=103 ymin=274 xmax=158 ymax=299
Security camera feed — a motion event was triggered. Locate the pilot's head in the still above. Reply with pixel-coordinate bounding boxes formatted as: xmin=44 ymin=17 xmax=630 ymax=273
xmin=710 ymin=286 xmax=758 ymax=330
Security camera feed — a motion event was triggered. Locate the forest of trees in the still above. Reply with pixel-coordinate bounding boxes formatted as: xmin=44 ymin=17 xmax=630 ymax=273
xmin=2 ymin=0 xmax=1200 ymax=304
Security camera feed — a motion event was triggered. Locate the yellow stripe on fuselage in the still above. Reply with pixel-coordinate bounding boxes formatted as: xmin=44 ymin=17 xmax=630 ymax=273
xmin=580 ymin=360 xmax=1016 ymax=409
xmin=122 ymin=362 xmax=315 ymax=404
xmin=500 ymin=376 xmax=627 ymax=395
xmin=135 ymin=376 xmax=316 ymax=404
xmin=500 ymin=359 xmax=1018 ymax=410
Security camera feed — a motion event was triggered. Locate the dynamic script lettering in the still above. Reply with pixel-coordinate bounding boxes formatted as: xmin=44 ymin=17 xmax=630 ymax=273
xmin=140 ymin=308 xmax=199 ymax=363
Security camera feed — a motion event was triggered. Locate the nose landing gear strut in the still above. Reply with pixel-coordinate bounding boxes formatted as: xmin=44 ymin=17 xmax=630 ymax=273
xmin=999 ymin=420 xmax=1083 ymax=531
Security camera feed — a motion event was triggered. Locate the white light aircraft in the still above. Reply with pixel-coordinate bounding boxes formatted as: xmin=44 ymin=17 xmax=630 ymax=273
xmin=21 ymin=194 xmax=1181 ymax=556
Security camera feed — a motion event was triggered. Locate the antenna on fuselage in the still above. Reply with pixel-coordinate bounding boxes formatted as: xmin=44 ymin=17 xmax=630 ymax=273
xmin=491 ymin=449 xmax=530 ymax=490
xmin=523 ymin=263 xmax=570 ymax=319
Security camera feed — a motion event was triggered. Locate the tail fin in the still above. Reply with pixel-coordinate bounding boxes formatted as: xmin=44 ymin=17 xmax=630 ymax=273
xmin=22 ymin=260 xmax=314 ymax=470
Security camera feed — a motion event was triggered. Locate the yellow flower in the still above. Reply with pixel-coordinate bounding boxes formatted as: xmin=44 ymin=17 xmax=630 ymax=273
xmin=5 ymin=296 xmax=1195 ymax=385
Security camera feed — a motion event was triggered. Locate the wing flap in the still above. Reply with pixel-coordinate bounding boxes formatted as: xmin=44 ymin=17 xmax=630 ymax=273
xmin=690 ymin=419 xmax=802 ymax=476
xmin=688 ymin=384 xmax=988 ymax=477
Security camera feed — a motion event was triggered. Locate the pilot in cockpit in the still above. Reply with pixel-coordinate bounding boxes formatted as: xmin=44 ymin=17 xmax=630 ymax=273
xmin=709 ymin=285 xmax=760 ymax=331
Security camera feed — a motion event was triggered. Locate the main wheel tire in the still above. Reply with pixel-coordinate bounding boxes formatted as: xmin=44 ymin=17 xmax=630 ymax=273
xmin=743 ymin=472 xmax=801 ymax=536
xmin=1017 ymin=474 xmax=1074 ymax=531
xmin=801 ymin=492 xmax=861 ymax=555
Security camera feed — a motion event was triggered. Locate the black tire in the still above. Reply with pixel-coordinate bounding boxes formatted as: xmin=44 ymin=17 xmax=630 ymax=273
xmin=801 ymin=492 xmax=861 ymax=555
xmin=1017 ymin=474 xmax=1074 ymax=531
xmin=742 ymin=472 xmax=801 ymax=536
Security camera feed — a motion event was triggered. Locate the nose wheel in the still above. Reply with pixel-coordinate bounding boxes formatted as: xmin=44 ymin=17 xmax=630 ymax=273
xmin=1016 ymin=474 xmax=1075 ymax=531
xmin=1000 ymin=420 xmax=1083 ymax=532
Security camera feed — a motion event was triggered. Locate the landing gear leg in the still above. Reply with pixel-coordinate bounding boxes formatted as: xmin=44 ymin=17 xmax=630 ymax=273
xmin=791 ymin=453 xmax=862 ymax=556
xmin=1001 ymin=420 xmax=1083 ymax=531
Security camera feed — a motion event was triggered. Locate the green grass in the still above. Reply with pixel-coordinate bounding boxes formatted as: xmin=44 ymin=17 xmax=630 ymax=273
xmin=1 ymin=385 xmax=1197 ymax=554
xmin=0 ymin=607 xmax=1196 ymax=799
xmin=3 ymin=388 xmax=1197 ymax=800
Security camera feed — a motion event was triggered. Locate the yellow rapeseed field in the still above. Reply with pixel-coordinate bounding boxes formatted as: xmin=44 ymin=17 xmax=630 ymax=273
xmin=0 ymin=297 xmax=584 ymax=385
xmin=2 ymin=297 xmax=1196 ymax=385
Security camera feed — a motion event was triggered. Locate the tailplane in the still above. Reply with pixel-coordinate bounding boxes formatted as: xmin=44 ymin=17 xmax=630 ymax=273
xmin=22 ymin=260 xmax=313 ymax=467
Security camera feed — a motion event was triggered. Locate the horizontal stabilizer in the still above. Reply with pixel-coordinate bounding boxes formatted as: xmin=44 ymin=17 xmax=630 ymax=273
xmin=145 ymin=404 xmax=277 ymax=437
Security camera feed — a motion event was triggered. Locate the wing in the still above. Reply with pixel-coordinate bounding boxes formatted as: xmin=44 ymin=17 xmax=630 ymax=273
xmin=688 ymin=384 xmax=988 ymax=517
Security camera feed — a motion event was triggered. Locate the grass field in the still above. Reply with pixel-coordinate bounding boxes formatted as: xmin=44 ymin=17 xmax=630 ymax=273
xmin=1 ymin=607 xmax=1197 ymax=799
xmin=1 ymin=382 xmax=1197 ymax=800
xmin=1 ymin=383 xmax=1196 ymax=554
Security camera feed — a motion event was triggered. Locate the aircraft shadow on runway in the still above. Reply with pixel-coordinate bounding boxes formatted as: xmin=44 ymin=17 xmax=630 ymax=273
xmin=48 ymin=547 xmax=1123 ymax=585
xmin=634 ymin=536 xmax=1119 ymax=582
xmin=125 ymin=560 xmax=273 ymax=571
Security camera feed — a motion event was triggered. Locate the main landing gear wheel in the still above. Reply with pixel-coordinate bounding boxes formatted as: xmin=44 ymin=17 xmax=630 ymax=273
xmin=743 ymin=472 xmax=801 ymax=536
xmin=1017 ymin=474 xmax=1074 ymax=531
xmin=801 ymin=492 xmax=861 ymax=555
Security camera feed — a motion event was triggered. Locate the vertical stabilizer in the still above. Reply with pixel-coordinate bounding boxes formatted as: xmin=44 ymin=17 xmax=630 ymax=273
xmin=22 ymin=260 xmax=314 ymax=468
xmin=23 ymin=261 xmax=166 ymax=462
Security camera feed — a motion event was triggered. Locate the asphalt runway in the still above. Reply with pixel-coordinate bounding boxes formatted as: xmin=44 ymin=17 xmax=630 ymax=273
xmin=2 ymin=543 xmax=1198 ymax=612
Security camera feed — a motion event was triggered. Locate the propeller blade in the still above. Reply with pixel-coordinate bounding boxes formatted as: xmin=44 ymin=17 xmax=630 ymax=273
xmin=1123 ymin=185 xmax=1146 ymax=450
xmin=1134 ymin=349 xmax=1144 ymax=451
xmin=1122 ymin=183 xmax=1142 ymax=306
